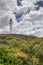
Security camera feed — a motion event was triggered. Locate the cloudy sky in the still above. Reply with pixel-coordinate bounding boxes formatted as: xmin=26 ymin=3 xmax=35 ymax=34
xmin=0 ymin=0 xmax=43 ymax=37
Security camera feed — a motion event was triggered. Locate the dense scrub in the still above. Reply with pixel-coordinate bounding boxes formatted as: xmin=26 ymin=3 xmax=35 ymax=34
xmin=0 ymin=34 xmax=43 ymax=65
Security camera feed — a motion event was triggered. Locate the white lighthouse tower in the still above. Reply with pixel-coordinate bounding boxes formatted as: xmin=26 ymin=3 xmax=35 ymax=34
xmin=9 ymin=19 xmax=13 ymax=34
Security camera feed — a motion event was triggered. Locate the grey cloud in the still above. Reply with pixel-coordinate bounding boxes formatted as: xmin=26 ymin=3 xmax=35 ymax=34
xmin=0 ymin=0 xmax=43 ymax=37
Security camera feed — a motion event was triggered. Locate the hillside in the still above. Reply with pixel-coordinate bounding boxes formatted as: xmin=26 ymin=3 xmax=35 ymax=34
xmin=0 ymin=34 xmax=43 ymax=65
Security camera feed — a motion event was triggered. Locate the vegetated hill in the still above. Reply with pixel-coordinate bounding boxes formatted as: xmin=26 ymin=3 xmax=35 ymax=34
xmin=0 ymin=34 xmax=43 ymax=44
xmin=0 ymin=34 xmax=43 ymax=40
xmin=0 ymin=34 xmax=43 ymax=65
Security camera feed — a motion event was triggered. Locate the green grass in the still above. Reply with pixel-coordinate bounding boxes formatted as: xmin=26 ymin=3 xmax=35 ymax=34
xmin=0 ymin=34 xmax=43 ymax=65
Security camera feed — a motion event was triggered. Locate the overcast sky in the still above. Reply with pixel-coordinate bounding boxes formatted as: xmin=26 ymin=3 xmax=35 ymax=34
xmin=0 ymin=0 xmax=43 ymax=37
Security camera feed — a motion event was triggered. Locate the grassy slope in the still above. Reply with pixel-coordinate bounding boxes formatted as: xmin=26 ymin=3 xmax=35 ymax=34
xmin=0 ymin=34 xmax=43 ymax=65
xmin=0 ymin=34 xmax=43 ymax=45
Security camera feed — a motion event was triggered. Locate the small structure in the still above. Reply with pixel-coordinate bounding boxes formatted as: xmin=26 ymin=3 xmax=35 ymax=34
xmin=9 ymin=19 xmax=13 ymax=34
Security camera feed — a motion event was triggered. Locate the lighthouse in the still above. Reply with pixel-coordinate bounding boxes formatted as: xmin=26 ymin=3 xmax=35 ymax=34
xmin=9 ymin=19 xmax=13 ymax=34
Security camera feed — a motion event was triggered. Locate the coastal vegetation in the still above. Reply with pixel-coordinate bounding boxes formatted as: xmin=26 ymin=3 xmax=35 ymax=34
xmin=0 ymin=34 xmax=43 ymax=65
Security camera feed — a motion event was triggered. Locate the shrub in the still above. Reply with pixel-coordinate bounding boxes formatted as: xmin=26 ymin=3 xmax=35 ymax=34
xmin=0 ymin=44 xmax=15 ymax=65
